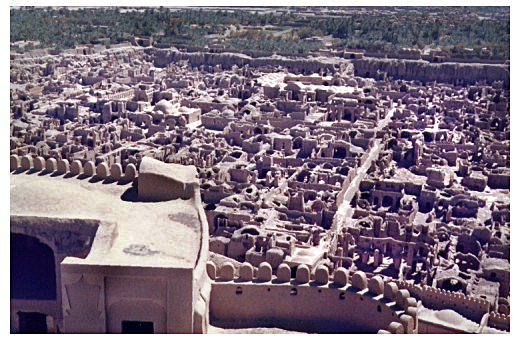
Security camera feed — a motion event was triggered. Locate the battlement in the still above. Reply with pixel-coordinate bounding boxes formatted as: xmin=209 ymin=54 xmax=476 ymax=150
xmin=392 ymin=279 xmax=490 ymax=323
xmin=207 ymin=261 xmax=418 ymax=333
xmin=10 ymin=154 xmax=137 ymax=183
xmin=487 ymin=311 xmax=510 ymax=332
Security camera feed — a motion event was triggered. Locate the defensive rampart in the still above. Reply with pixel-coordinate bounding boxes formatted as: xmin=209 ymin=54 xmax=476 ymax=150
xmin=352 ymin=58 xmax=509 ymax=87
xmin=207 ymin=261 xmax=418 ymax=334
xmin=392 ymin=280 xmax=490 ymax=323
xmin=10 ymin=154 xmax=137 ymax=183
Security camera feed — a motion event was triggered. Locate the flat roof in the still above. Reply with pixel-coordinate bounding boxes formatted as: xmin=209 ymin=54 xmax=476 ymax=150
xmin=11 ymin=171 xmax=202 ymax=269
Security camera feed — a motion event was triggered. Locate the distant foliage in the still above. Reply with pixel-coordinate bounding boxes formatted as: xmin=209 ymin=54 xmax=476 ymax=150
xmin=10 ymin=6 xmax=509 ymax=58
xmin=308 ymin=8 xmax=509 ymax=58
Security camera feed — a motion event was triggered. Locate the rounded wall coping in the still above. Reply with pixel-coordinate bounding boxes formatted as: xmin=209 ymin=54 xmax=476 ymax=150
xmin=276 ymin=264 xmax=291 ymax=283
xmin=20 ymin=155 xmax=33 ymax=171
xmin=295 ymin=264 xmax=310 ymax=284
xmin=210 ymin=263 xmax=416 ymax=310
xmin=407 ymin=297 xmax=418 ymax=308
xmin=239 ymin=263 xmax=254 ymax=281
xmin=10 ymin=155 xmax=20 ymax=171
xmin=110 ymin=163 xmax=123 ymax=181
xmin=333 ymin=267 xmax=349 ymax=287
xmin=406 ymin=306 xmax=418 ymax=318
xmin=387 ymin=321 xmax=404 ymax=334
xmin=352 ymin=271 xmax=368 ymax=290
xmin=11 ymin=158 xmax=135 ymax=190
xmin=45 ymin=158 xmax=57 ymax=172
xmin=124 ymin=163 xmax=137 ymax=181
xmin=210 ymin=263 xmax=409 ymax=332
xmin=70 ymin=160 xmax=83 ymax=175
xmin=257 ymin=262 xmax=272 ymax=282
xmin=396 ymin=289 xmax=411 ymax=309
xmin=206 ymin=261 xmax=216 ymax=280
xmin=399 ymin=314 xmax=414 ymax=333
xmin=384 ymin=282 xmax=398 ymax=301
xmin=314 ymin=265 xmax=329 ymax=285
xmin=57 ymin=159 xmax=70 ymax=175
xmin=489 ymin=311 xmax=510 ymax=319
xmin=219 ymin=262 xmax=235 ymax=281
xmin=33 ymin=156 xmax=46 ymax=171
xmin=96 ymin=162 xmax=110 ymax=179
xmin=368 ymin=275 xmax=384 ymax=295
xmin=84 ymin=161 xmax=96 ymax=177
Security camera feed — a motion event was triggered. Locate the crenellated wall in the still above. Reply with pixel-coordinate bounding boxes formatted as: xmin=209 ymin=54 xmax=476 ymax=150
xmin=392 ymin=280 xmax=490 ymax=323
xmin=10 ymin=154 xmax=137 ymax=183
xmin=207 ymin=262 xmax=418 ymax=334
xmin=487 ymin=311 xmax=510 ymax=332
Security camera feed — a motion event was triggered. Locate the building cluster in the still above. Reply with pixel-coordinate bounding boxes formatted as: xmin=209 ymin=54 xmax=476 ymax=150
xmin=10 ymin=43 xmax=509 ymax=334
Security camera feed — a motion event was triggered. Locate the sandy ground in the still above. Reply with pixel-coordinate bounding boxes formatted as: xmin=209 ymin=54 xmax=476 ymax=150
xmin=208 ymin=325 xmax=305 ymax=334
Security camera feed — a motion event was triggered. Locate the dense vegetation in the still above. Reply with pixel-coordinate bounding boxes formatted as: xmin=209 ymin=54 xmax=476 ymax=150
xmin=10 ymin=6 xmax=509 ymax=58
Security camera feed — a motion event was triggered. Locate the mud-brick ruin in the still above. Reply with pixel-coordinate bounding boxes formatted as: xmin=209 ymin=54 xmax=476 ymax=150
xmin=10 ymin=42 xmax=509 ymax=334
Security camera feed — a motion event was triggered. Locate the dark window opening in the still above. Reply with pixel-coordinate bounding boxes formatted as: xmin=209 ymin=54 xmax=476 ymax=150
xmin=293 ymin=138 xmax=302 ymax=150
xmin=11 ymin=233 xmax=56 ymax=300
xmin=333 ymin=147 xmax=347 ymax=159
xmin=382 ymin=196 xmax=393 ymax=208
xmin=377 ymin=305 xmax=382 ymax=313
xmin=235 ymin=287 xmax=243 ymax=295
xmin=360 ymin=192 xmax=371 ymax=201
xmin=339 ymin=292 xmax=345 ymax=300
xmin=121 ymin=320 xmax=154 ymax=334
xmin=290 ymin=288 xmax=298 ymax=296
xmin=18 ymin=312 xmax=47 ymax=334
xmin=441 ymin=279 xmax=463 ymax=292
xmin=423 ymin=132 xmax=434 ymax=143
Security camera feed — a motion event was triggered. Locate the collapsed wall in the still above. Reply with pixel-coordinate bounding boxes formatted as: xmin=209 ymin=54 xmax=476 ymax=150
xmin=153 ymin=48 xmax=509 ymax=87
xmin=152 ymin=49 xmax=341 ymax=74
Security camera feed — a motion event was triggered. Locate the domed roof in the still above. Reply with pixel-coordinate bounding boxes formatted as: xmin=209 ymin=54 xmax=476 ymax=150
xmin=222 ymin=109 xmax=235 ymax=118
xmin=241 ymin=104 xmax=257 ymax=115
xmin=153 ymin=99 xmax=174 ymax=115
xmin=346 ymin=78 xmax=358 ymax=87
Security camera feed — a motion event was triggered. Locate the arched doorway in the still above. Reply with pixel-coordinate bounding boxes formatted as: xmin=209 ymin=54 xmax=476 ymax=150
xmin=293 ymin=137 xmax=303 ymax=150
xmin=11 ymin=233 xmax=56 ymax=301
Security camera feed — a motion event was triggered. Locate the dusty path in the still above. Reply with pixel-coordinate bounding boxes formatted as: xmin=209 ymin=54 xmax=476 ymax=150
xmin=333 ymin=105 xmax=398 ymax=234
